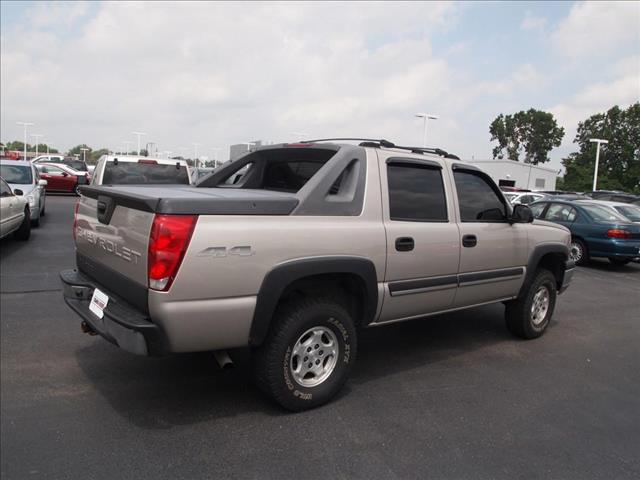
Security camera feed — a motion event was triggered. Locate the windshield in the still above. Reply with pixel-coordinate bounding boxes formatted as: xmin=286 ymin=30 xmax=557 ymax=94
xmin=615 ymin=205 xmax=640 ymax=222
xmin=0 ymin=164 xmax=33 ymax=184
xmin=103 ymin=161 xmax=190 ymax=185
xmin=581 ymin=204 xmax=628 ymax=222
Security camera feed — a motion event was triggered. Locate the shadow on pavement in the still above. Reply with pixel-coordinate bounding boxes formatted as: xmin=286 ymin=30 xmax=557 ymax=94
xmin=581 ymin=258 xmax=640 ymax=273
xmin=75 ymin=303 xmax=516 ymax=429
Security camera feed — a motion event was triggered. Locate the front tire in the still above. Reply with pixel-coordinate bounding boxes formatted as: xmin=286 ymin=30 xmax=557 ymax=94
xmin=14 ymin=207 xmax=31 ymax=241
xmin=505 ymin=269 xmax=557 ymax=339
xmin=252 ymin=295 xmax=357 ymax=411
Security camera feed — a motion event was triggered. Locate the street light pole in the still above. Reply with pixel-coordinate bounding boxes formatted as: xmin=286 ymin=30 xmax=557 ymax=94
xmin=122 ymin=140 xmax=132 ymax=155
xmin=17 ymin=121 xmax=34 ymax=161
xmin=211 ymin=147 xmax=221 ymax=167
xmin=132 ymin=131 xmax=146 ymax=155
xmin=80 ymin=148 xmax=89 ymax=163
xmin=414 ymin=113 xmax=439 ymax=147
xmin=192 ymin=143 xmax=202 ymax=168
xmin=31 ymin=134 xmax=43 ymax=157
xmin=589 ymin=139 xmax=609 ymax=191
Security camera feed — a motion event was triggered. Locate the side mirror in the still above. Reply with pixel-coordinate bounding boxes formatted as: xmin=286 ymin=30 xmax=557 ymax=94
xmin=511 ymin=204 xmax=534 ymax=223
xmin=62 ymin=172 xmax=69 ymax=177
xmin=13 ymin=189 xmax=24 ymax=196
xmin=38 ymin=179 xmax=48 ymax=186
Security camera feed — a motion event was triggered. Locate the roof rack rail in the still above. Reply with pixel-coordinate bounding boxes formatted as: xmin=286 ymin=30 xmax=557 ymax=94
xmin=301 ymin=138 xmax=396 ymax=148
xmin=299 ymin=138 xmax=459 ymax=160
xmin=391 ymin=145 xmax=461 ymax=160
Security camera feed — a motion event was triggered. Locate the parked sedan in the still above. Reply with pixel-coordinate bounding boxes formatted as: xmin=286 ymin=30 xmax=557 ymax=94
xmin=0 ymin=159 xmax=46 ymax=226
xmin=35 ymin=163 xmax=90 ymax=196
xmin=0 ymin=177 xmax=31 ymax=240
xmin=530 ymin=199 xmax=640 ymax=266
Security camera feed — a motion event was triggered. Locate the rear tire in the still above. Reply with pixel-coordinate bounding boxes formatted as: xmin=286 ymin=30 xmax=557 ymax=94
xmin=252 ymin=295 xmax=357 ymax=411
xmin=14 ymin=207 xmax=31 ymax=241
xmin=569 ymin=238 xmax=588 ymax=266
xmin=609 ymin=258 xmax=630 ymax=266
xmin=505 ymin=269 xmax=557 ymax=339
xmin=75 ymin=184 xmax=82 ymax=196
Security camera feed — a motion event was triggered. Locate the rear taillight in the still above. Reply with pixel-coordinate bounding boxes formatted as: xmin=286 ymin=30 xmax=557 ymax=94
xmin=148 ymin=214 xmax=197 ymax=291
xmin=72 ymin=201 xmax=80 ymax=241
xmin=138 ymin=159 xmax=158 ymax=164
xmin=607 ymin=229 xmax=632 ymax=239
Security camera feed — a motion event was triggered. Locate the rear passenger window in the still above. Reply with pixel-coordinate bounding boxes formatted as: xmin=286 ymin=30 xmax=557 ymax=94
xmin=454 ymin=170 xmax=507 ymax=222
xmin=387 ymin=164 xmax=447 ymax=222
xmin=544 ymin=204 xmax=577 ymax=222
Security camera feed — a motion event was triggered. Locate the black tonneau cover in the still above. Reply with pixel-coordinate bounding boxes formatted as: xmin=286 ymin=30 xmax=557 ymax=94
xmin=80 ymin=185 xmax=299 ymax=215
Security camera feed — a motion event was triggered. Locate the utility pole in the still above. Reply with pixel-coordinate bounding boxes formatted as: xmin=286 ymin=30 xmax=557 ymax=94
xmin=17 ymin=121 xmax=34 ymax=161
xmin=589 ymin=139 xmax=609 ymax=191
xmin=414 ymin=113 xmax=438 ymax=147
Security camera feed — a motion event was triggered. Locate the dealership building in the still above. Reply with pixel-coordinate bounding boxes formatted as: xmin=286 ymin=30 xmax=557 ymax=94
xmin=467 ymin=159 xmax=559 ymax=191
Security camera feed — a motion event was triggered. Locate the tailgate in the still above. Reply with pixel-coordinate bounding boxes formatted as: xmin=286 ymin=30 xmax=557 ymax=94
xmin=75 ymin=195 xmax=154 ymax=311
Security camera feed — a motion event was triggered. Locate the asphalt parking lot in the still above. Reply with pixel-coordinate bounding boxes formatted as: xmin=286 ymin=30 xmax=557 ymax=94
xmin=1 ymin=196 xmax=639 ymax=480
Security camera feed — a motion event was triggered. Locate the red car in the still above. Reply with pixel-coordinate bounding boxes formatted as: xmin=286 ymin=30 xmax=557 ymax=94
xmin=35 ymin=163 xmax=91 ymax=196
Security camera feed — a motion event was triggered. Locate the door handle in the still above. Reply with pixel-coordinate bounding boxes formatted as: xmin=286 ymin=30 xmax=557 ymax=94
xmin=395 ymin=237 xmax=414 ymax=252
xmin=462 ymin=234 xmax=477 ymax=248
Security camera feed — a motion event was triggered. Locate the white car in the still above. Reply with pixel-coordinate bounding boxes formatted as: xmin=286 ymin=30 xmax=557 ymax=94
xmin=576 ymin=200 xmax=640 ymax=224
xmin=91 ymin=155 xmax=193 ymax=186
xmin=0 ymin=159 xmax=47 ymax=226
xmin=0 ymin=177 xmax=31 ymax=240
xmin=505 ymin=192 xmax=547 ymax=205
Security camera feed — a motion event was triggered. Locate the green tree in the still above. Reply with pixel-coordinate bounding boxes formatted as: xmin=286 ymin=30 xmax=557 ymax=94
xmin=562 ymin=103 xmax=640 ymax=193
xmin=490 ymin=109 xmax=565 ymax=164
xmin=3 ymin=141 xmax=59 ymax=154
xmin=68 ymin=144 xmax=92 ymax=159
xmin=5 ymin=140 xmax=32 ymax=151
xmin=89 ymin=148 xmax=110 ymax=164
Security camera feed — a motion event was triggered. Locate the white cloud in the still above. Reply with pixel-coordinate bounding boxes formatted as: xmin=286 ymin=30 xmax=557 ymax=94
xmin=521 ymin=12 xmax=547 ymax=33
xmin=551 ymin=1 xmax=640 ymax=58
xmin=1 ymin=1 xmax=463 ymax=155
xmin=550 ymin=70 xmax=639 ymax=160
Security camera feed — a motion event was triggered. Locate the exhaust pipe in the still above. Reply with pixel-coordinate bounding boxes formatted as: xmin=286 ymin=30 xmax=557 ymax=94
xmin=81 ymin=321 xmax=98 ymax=336
xmin=213 ymin=350 xmax=234 ymax=369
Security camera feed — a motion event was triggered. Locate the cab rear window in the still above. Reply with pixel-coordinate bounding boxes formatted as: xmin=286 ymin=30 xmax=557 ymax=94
xmin=102 ymin=161 xmax=190 ymax=185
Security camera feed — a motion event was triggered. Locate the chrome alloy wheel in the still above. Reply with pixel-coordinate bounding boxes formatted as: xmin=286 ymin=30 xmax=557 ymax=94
xmin=531 ymin=286 xmax=550 ymax=326
xmin=290 ymin=326 xmax=339 ymax=388
xmin=569 ymin=241 xmax=583 ymax=263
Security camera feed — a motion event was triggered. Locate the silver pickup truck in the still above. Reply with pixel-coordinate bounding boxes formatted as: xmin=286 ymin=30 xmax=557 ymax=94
xmin=61 ymin=139 xmax=574 ymax=411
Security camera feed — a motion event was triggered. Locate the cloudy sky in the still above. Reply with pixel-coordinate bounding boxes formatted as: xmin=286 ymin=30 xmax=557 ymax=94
xmin=1 ymin=1 xmax=638 ymax=167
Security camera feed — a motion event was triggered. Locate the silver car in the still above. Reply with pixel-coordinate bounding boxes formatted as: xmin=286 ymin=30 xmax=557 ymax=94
xmin=0 ymin=159 xmax=47 ymax=226
xmin=0 ymin=177 xmax=30 ymax=240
